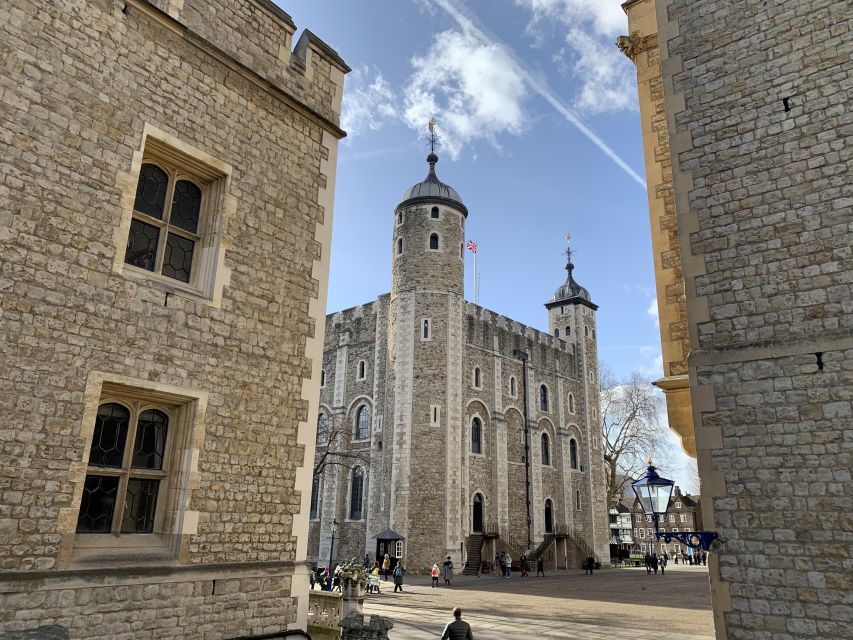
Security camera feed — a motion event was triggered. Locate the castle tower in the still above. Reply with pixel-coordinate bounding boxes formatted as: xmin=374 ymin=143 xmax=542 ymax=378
xmin=544 ymin=243 xmax=610 ymax=561
xmin=386 ymin=130 xmax=468 ymax=571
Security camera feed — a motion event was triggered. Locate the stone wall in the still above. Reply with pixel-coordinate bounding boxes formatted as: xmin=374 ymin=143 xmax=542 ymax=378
xmin=0 ymin=0 xmax=346 ymax=636
xmin=654 ymin=0 xmax=853 ymax=637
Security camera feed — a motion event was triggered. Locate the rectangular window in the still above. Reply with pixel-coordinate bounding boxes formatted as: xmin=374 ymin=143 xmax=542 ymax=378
xmin=680 ymin=514 xmax=687 ymax=523
xmin=121 ymin=132 xmax=229 ymax=300
xmin=421 ymin=318 xmax=432 ymax=341
xmin=639 ymin=529 xmax=645 ymax=539
xmin=395 ymin=540 xmax=403 ymax=558
xmin=310 ymin=476 xmax=321 ymax=520
xmin=668 ymin=514 xmax=675 ymax=522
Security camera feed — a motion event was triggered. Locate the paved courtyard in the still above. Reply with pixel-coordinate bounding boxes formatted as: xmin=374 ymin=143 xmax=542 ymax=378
xmin=362 ymin=565 xmax=715 ymax=639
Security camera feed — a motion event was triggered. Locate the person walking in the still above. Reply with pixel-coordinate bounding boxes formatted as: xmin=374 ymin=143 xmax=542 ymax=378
xmin=536 ymin=556 xmax=545 ymax=578
xmin=504 ymin=552 xmax=512 ymax=579
xmin=584 ymin=556 xmax=595 ymax=575
xmin=651 ymin=553 xmax=659 ymax=575
xmin=382 ymin=553 xmax=391 ymax=581
xmin=441 ymin=606 xmax=474 ymax=640
xmin=644 ymin=552 xmax=651 ymax=574
xmin=498 ymin=552 xmax=506 ymax=578
xmin=520 ymin=554 xmax=529 ymax=577
xmin=660 ymin=552 xmax=667 ymax=575
xmin=443 ymin=556 xmax=454 ymax=586
xmin=431 ymin=562 xmax=440 ymax=588
xmin=702 ymin=552 xmax=707 ymax=566
xmin=393 ymin=563 xmax=406 ymax=593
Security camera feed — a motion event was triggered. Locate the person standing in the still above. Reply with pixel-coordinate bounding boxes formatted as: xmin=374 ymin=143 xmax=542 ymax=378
xmin=393 ymin=563 xmax=406 ymax=593
xmin=520 ymin=554 xmax=529 ymax=577
xmin=584 ymin=556 xmax=595 ymax=575
xmin=431 ymin=562 xmax=440 ymax=588
xmin=443 ymin=556 xmax=454 ymax=586
xmin=498 ymin=552 xmax=506 ymax=578
xmin=536 ymin=556 xmax=545 ymax=578
xmin=441 ymin=607 xmax=474 ymax=640
xmin=660 ymin=552 xmax=667 ymax=575
xmin=504 ymin=553 xmax=512 ymax=579
xmin=651 ymin=553 xmax=659 ymax=575
xmin=702 ymin=552 xmax=707 ymax=566
xmin=644 ymin=552 xmax=651 ymax=574
xmin=382 ymin=553 xmax=391 ymax=581
xmin=363 ymin=553 xmax=371 ymax=569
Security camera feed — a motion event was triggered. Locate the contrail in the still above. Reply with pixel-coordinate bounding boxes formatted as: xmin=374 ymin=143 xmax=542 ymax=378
xmin=432 ymin=0 xmax=647 ymax=189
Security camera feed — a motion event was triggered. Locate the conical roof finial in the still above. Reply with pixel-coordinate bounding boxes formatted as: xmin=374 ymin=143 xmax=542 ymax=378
xmin=427 ymin=118 xmax=440 ymax=169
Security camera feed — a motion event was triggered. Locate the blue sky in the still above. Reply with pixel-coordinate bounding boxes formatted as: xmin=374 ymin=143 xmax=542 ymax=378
xmin=282 ymin=0 xmax=694 ymax=485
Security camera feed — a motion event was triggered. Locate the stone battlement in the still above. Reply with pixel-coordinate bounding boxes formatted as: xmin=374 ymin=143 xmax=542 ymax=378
xmin=141 ymin=0 xmax=349 ymax=126
xmin=465 ymin=302 xmax=571 ymax=353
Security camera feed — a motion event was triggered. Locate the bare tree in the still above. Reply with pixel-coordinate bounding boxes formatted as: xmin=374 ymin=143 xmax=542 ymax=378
xmin=683 ymin=457 xmax=701 ymax=494
xmin=600 ymin=367 xmax=674 ymax=506
xmin=312 ymin=412 xmax=371 ymax=478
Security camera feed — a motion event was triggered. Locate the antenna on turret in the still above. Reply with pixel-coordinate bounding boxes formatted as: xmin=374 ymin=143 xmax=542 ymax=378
xmin=427 ymin=117 xmax=440 ymax=155
xmin=564 ymin=233 xmax=574 ymax=267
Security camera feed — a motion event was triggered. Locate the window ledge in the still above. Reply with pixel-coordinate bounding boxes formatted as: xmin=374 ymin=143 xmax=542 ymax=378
xmin=123 ymin=266 xmax=212 ymax=305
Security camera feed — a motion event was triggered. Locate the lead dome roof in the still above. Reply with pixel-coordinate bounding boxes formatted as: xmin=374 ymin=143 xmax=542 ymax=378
xmin=397 ymin=153 xmax=468 ymax=217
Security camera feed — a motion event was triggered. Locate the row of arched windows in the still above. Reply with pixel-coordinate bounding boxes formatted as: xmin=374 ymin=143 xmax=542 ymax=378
xmin=396 ymin=233 xmax=455 ymax=255
xmin=310 ymin=466 xmax=366 ymax=521
xmin=468 ymin=416 xmax=579 ymax=470
xmin=317 ymin=405 xmax=371 ymax=444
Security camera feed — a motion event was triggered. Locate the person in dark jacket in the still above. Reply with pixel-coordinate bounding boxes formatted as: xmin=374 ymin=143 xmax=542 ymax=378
xmin=536 ymin=556 xmax=545 ymax=577
xmin=393 ymin=563 xmax=406 ymax=593
xmin=441 ymin=606 xmax=474 ymax=640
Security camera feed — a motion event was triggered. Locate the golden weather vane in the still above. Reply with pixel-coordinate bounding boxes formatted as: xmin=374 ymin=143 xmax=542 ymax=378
xmin=427 ymin=117 xmax=440 ymax=155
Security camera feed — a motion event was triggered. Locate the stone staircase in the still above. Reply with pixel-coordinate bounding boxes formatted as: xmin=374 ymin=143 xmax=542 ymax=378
xmin=462 ymin=534 xmax=484 ymax=575
xmin=527 ymin=534 xmax=556 ymax=564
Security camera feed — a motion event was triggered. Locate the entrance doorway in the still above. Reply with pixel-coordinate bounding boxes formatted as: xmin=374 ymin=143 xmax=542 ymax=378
xmin=472 ymin=493 xmax=483 ymax=533
xmin=544 ymin=499 xmax=554 ymax=533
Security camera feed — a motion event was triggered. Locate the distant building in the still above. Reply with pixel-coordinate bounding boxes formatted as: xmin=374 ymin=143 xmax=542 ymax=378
xmin=0 ymin=0 xmax=347 ymax=637
xmin=608 ymin=504 xmax=634 ymax=560
xmin=308 ymin=148 xmax=609 ymax=573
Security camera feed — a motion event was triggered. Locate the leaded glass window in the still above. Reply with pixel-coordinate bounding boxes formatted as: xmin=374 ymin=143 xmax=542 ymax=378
xmin=570 ymin=438 xmax=578 ymax=470
xmin=429 ymin=233 xmax=439 ymax=250
xmin=356 ymin=405 xmax=370 ymax=440
xmin=471 ymin=417 xmax=482 ymax=454
xmin=310 ymin=475 xmax=321 ymax=519
xmin=539 ymin=385 xmax=549 ymax=412
xmin=350 ymin=467 xmax=364 ymax=520
xmin=541 ymin=433 xmax=550 ymax=466
xmin=125 ymin=162 xmax=204 ymax=284
xmin=77 ymin=402 xmax=170 ymax=535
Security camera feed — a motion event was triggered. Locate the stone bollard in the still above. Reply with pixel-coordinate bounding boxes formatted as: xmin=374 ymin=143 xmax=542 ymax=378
xmin=339 ymin=611 xmax=394 ymax=640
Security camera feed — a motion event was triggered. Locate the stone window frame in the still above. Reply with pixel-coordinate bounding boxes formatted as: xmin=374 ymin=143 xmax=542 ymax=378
xmin=397 ymin=212 xmax=404 ymax=226
xmin=430 ymin=206 xmax=441 ymax=220
xmin=472 ymin=367 xmax=482 ymax=390
xmin=427 ymin=231 xmax=441 ymax=252
xmin=396 ymin=237 xmax=404 ymax=256
xmin=114 ymin=124 xmax=233 ymax=307
xmin=357 ymin=359 xmax=368 ymax=381
xmin=544 ymin=497 xmax=555 ymax=533
xmin=539 ymin=384 xmax=550 ymax=412
xmin=541 ymin=432 xmax=551 ymax=466
xmin=63 ymin=373 xmax=207 ymax=568
xmin=395 ymin=540 xmax=403 ymax=558
xmin=509 ymin=376 xmax=517 ymax=398
xmin=346 ymin=466 xmax=366 ymax=522
xmin=309 ymin=474 xmax=322 ymax=521
xmin=353 ymin=403 xmax=371 ymax=441
xmin=575 ymin=490 xmax=582 ymax=511
xmin=675 ymin=501 xmax=682 ymax=509
xmin=554 ymin=328 xmax=560 ymax=338
xmin=430 ymin=405 xmax=441 ymax=428
xmin=470 ymin=415 xmax=484 ymax=455
xmin=421 ymin=318 xmax=432 ymax=342
xmin=569 ymin=437 xmax=579 ymax=470
xmin=564 ymin=325 xmax=571 ymax=336
xmin=568 ymin=393 xmax=575 ymax=414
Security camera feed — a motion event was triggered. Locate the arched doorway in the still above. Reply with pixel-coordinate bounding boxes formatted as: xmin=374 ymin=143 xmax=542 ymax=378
xmin=472 ymin=493 xmax=483 ymax=533
xmin=544 ymin=499 xmax=554 ymax=534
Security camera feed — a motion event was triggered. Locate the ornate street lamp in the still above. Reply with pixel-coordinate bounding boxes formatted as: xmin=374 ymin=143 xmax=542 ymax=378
xmin=631 ymin=461 xmax=719 ymax=552
xmin=327 ymin=518 xmax=339 ymax=592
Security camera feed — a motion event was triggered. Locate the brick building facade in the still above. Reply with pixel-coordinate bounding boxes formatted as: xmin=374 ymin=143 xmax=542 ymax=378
xmin=626 ymin=487 xmax=702 ymax=559
xmin=308 ymin=152 xmax=609 ymax=574
xmin=0 ymin=0 xmax=347 ymax=637
xmin=621 ymin=0 xmax=852 ymax=637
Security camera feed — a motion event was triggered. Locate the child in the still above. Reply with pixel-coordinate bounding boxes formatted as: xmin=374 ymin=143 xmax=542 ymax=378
xmin=431 ymin=562 xmax=440 ymax=587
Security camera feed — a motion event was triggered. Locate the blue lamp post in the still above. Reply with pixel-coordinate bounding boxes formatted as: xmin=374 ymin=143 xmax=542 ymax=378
xmin=631 ymin=461 xmax=719 ymax=552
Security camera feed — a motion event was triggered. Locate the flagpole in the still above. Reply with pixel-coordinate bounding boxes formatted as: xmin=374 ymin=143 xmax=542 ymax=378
xmin=474 ymin=248 xmax=478 ymax=305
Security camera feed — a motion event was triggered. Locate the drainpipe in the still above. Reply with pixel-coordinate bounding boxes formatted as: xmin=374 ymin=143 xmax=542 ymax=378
xmin=514 ymin=349 xmax=532 ymax=550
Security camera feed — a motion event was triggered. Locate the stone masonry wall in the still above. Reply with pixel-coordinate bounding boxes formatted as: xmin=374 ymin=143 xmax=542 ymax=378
xmin=0 ymin=0 xmax=346 ymax=636
xmin=658 ymin=0 xmax=852 ymax=637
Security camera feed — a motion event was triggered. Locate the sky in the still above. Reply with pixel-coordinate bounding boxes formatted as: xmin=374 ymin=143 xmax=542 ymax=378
xmin=281 ymin=0 xmax=694 ymax=488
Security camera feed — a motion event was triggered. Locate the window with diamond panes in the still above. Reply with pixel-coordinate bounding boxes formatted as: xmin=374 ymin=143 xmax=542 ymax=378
xmin=124 ymin=162 xmax=204 ymax=284
xmin=355 ymin=405 xmax=370 ymax=440
xmin=77 ymin=402 xmax=170 ymax=534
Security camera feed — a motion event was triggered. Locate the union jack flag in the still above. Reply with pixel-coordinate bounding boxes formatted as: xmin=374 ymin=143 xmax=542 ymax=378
xmin=466 ymin=240 xmax=478 ymax=253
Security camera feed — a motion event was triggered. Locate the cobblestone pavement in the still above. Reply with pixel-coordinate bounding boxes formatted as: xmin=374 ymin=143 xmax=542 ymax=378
xmin=362 ymin=565 xmax=714 ymax=639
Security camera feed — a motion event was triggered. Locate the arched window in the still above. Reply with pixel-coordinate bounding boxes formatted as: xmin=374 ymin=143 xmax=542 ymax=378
xmin=554 ymin=328 xmax=560 ymax=338
xmin=539 ymin=385 xmax=549 ymax=412
xmin=544 ymin=499 xmax=554 ymax=533
xmin=565 ymin=326 xmax=571 ymax=335
xmin=355 ymin=405 xmax=370 ymax=440
xmin=473 ymin=367 xmax=481 ymax=389
xmin=541 ymin=433 xmax=550 ymax=466
xmin=317 ymin=412 xmax=329 ymax=445
xmin=471 ymin=417 xmax=482 ymax=454
xmin=429 ymin=233 xmax=439 ymax=250
xmin=423 ymin=319 xmax=430 ymax=340
xmin=357 ymin=360 xmax=366 ymax=380
xmin=568 ymin=394 xmax=575 ymax=413
xmin=397 ymin=238 xmax=403 ymax=255
xmin=431 ymin=206 xmax=440 ymax=219
xmin=310 ymin=475 xmax=321 ymax=519
xmin=320 ymin=369 xmax=326 ymax=388
xmin=576 ymin=489 xmax=581 ymax=511
xmin=397 ymin=212 xmax=403 ymax=225
xmin=350 ymin=467 xmax=364 ymax=520
xmin=570 ymin=438 xmax=578 ymax=470
xmin=509 ymin=376 xmax=517 ymax=397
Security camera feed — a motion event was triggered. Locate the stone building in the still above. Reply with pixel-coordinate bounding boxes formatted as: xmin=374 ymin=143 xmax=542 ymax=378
xmin=621 ymin=0 xmax=852 ymax=637
xmin=0 ymin=0 xmax=347 ymax=637
xmin=308 ymin=150 xmax=609 ymax=574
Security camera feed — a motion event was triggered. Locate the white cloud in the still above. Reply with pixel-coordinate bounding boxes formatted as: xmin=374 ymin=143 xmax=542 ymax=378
xmin=647 ymin=296 xmax=659 ymax=328
xmin=568 ymin=28 xmax=638 ymax=114
xmin=403 ymin=30 xmax=527 ymax=159
xmin=340 ymin=65 xmax=397 ymax=138
xmin=637 ymin=345 xmax=663 ymax=378
xmin=515 ymin=0 xmax=627 ymax=37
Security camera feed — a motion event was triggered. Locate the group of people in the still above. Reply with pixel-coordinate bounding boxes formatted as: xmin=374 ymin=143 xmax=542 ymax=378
xmin=643 ymin=551 xmax=668 ymax=574
xmin=674 ymin=551 xmax=707 ymax=566
xmin=431 ymin=556 xmax=455 ymax=587
xmin=515 ymin=553 xmax=546 ymax=577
